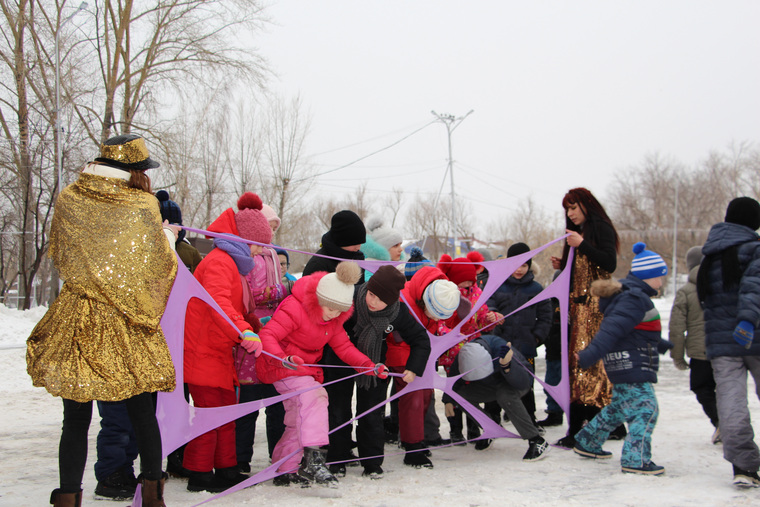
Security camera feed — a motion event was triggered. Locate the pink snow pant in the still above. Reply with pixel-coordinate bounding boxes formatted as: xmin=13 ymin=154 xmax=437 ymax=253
xmin=272 ymin=376 xmax=329 ymax=473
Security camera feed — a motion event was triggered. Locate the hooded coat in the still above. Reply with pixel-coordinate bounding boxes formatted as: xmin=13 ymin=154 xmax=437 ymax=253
xmin=669 ymin=266 xmax=707 ymax=364
xmin=256 ymin=271 xmax=375 ymax=384
xmin=577 ymin=274 xmax=672 ymax=385
xmin=184 ymin=208 xmax=257 ymax=390
xmin=698 ymin=222 xmax=760 ymax=359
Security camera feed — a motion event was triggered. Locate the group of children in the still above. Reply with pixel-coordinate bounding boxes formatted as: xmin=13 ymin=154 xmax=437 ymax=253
xmin=32 ymin=135 xmax=760 ymax=507
xmin=80 ymin=192 xmax=760 ymax=495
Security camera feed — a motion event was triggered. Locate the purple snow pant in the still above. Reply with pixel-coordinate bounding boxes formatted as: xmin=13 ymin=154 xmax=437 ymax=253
xmin=272 ymin=376 xmax=329 ymax=473
xmin=711 ymin=356 xmax=760 ymax=473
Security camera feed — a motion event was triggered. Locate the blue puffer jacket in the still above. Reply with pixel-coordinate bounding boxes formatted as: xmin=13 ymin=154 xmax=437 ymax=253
xmin=699 ymin=222 xmax=760 ymax=359
xmin=487 ymin=271 xmax=552 ymax=358
xmin=578 ymin=274 xmax=672 ymax=384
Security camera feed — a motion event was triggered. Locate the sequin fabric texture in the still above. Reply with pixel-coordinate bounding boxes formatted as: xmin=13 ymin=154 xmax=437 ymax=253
xmin=27 ymin=172 xmax=178 ymax=402
xmin=568 ymin=253 xmax=613 ymax=408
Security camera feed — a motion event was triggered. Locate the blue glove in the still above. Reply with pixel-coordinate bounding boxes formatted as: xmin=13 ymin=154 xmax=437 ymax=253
xmin=734 ymin=321 xmax=755 ymax=349
xmin=260 ymin=316 xmax=271 ymax=326
xmin=497 ymin=343 xmax=513 ymax=368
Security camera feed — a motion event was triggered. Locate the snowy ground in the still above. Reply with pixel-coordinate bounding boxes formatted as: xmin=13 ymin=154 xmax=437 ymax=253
xmin=2 ymin=298 xmax=760 ymax=507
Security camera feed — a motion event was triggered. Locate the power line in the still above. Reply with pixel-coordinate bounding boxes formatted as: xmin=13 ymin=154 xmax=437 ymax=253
xmin=294 ymin=120 xmax=438 ymax=182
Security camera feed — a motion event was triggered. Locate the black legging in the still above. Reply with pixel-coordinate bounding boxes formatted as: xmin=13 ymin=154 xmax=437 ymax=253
xmin=60 ymin=392 xmax=162 ymax=493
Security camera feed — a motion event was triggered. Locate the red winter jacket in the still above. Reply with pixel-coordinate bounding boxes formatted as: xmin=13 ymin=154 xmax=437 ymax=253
xmin=184 ymin=208 xmax=255 ymax=390
xmin=256 ymin=271 xmax=375 ymax=384
xmin=386 ymin=266 xmax=449 ymax=367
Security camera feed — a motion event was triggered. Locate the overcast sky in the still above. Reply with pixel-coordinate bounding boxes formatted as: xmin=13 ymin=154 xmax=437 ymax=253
xmin=254 ymin=1 xmax=760 ymax=237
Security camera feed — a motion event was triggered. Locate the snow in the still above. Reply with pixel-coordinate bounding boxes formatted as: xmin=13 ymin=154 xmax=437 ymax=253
xmin=2 ymin=297 xmax=760 ymax=506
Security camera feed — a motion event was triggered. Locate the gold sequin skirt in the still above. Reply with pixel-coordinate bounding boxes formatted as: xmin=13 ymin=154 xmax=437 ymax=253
xmin=27 ymin=291 xmax=176 ymax=403
xmin=568 ymin=298 xmax=612 ymax=408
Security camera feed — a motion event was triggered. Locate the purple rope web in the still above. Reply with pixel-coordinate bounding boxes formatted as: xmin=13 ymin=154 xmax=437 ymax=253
xmin=132 ymin=230 xmax=573 ymax=506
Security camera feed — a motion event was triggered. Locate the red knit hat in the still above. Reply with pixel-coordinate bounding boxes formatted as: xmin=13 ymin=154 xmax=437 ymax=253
xmin=466 ymin=251 xmax=486 ymax=274
xmin=437 ymin=254 xmax=477 ymax=286
xmin=235 ymin=192 xmax=272 ymax=244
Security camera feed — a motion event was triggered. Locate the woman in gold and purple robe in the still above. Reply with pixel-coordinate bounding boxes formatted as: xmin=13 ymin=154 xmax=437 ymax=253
xmin=27 ymin=134 xmax=178 ymax=507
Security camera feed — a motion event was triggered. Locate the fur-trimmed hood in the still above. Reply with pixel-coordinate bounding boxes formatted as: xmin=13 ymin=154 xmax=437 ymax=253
xmin=590 ymin=278 xmax=623 ymax=299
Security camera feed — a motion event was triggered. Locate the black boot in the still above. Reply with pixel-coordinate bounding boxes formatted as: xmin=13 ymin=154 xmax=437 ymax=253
xmin=167 ymin=446 xmax=191 ymax=478
xmin=402 ymin=442 xmax=434 ymax=468
xmin=537 ymin=411 xmax=563 ymax=427
xmin=187 ymin=470 xmax=228 ymax=493
xmin=50 ymin=489 xmax=82 ymax=507
xmin=298 ymin=447 xmax=338 ymax=487
xmin=94 ymin=466 xmax=137 ymax=500
xmin=215 ymin=465 xmax=249 ymax=488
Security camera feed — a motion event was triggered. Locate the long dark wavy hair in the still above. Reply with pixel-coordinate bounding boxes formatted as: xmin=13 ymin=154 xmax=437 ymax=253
xmin=560 ymin=187 xmax=620 ymax=267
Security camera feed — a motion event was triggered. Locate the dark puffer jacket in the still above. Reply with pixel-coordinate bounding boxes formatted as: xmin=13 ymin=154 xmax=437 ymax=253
xmin=577 ymin=274 xmax=672 ymax=385
xmin=698 ymin=222 xmax=760 ymax=359
xmin=487 ymin=271 xmax=552 ymax=358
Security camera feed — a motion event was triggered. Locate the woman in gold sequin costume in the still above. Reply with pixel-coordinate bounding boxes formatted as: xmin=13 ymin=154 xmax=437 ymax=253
xmin=26 ymin=134 xmax=178 ymax=507
xmin=550 ymin=188 xmax=620 ymax=448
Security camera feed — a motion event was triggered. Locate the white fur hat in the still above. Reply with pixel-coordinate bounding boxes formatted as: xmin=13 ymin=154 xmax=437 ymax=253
xmin=422 ymin=279 xmax=460 ymax=320
xmin=316 ymin=261 xmax=362 ymax=312
xmin=366 ymin=216 xmax=403 ymax=251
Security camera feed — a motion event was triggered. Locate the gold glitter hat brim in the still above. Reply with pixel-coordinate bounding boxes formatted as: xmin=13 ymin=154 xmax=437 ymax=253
xmin=95 ymin=136 xmax=160 ymax=171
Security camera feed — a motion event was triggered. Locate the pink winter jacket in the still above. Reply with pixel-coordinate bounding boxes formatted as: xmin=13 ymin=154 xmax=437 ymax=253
xmin=255 ymin=271 xmax=375 ymax=384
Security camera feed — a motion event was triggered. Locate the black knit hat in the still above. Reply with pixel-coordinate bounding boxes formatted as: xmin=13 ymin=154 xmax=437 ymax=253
xmin=330 ymin=210 xmax=366 ymax=247
xmin=507 ymin=242 xmax=532 ymax=268
xmin=367 ymin=265 xmax=406 ymax=306
xmin=725 ymin=197 xmax=760 ymax=231
xmin=156 ymin=190 xmax=182 ymax=225
xmin=94 ymin=134 xmax=160 ymax=171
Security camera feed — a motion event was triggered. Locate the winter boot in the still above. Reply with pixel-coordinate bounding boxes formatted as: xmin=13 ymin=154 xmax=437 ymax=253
xmin=50 ymin=489 xmax=82 ymax=507
xmin=186 ymin=470 xmax=228 ymax=493
xmin=537 ymin=411 xmax=563 ymax=427
xmin=215 ymin=465 xmax=249 ymax=489
xmin=167 ymin=446 xmax=191 ymax=478
xmin=94 ymin=467 xmax=137 ymax=500
xmin=298 ymin=447 xmax=338 ymax=487
xmin=273 ymin=473 xmax=311 ymax=487
xmin=402 ymin=442 xmax=434 ymax=468
xmin=138 ymin=473 xmax=167 ymax=507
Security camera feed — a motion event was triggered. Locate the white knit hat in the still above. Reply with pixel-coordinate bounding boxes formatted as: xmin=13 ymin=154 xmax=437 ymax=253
xmin=316 ymin=261 xmax=362 ymax=312
xmin=422 ymin=279 xmax=460 ymax=320
xmin=366 ymin=216 xmax=403 ymax=251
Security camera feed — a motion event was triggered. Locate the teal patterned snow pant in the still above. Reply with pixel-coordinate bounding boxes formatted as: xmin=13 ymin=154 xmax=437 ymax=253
xmin=574 ymin=382 xmax=658 ymax=468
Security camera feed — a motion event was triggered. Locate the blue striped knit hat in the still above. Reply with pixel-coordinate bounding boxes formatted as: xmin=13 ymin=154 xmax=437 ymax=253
xmin=630 ymin=242 xmax=668 ymax=280
xmin=404 ymin=246 xmax=433 ymax=280
xmin=422 ymin=279 xmax=460 ymax=320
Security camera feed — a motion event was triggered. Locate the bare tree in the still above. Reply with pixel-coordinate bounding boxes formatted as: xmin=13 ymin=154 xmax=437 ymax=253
xmin=67 ymin=0 xmax=270 ymax=143
xmin=261 ymin=94 xmax=314 ymax=244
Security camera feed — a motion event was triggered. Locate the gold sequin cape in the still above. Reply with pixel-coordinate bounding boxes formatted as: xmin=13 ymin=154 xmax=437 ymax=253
xmin=568 ymin=252 xmax=613 ymax=408
xmin=27 ymin=172 xmax=178 ymax=403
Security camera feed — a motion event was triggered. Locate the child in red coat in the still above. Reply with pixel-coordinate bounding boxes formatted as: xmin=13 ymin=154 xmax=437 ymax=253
xmin=183 ymin=192 xmax=270 ymax=493
xmin=256 ymin=261 xmax=388 ymax=487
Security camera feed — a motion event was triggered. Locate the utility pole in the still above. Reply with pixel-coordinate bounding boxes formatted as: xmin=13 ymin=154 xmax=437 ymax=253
xmin=55 ymin=2 xmax=88 ymax=196
xmin=671 ymin=179 xmax=679 ymax=297
xmin=431 ymin=110 xmax=473 ymax=256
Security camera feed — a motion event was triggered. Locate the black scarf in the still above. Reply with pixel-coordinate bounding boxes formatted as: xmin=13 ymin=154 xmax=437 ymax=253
xmin=354 ymin=284 xmax=399 ymax=389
